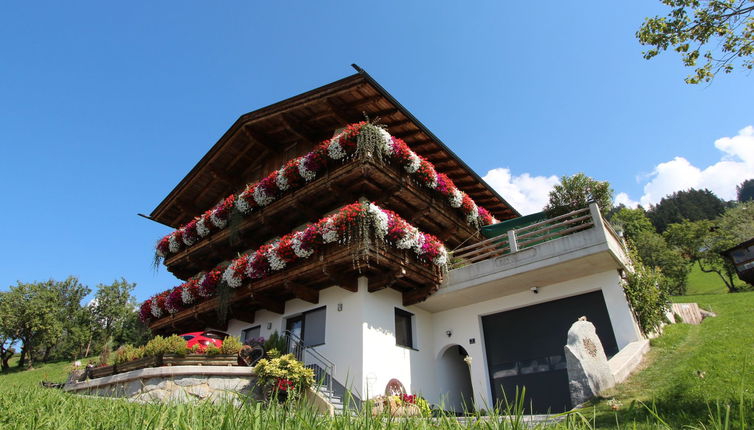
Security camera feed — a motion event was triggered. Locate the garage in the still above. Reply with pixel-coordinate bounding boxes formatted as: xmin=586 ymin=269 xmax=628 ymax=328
xmin=481 ymin=290 xmax=618 ymax=414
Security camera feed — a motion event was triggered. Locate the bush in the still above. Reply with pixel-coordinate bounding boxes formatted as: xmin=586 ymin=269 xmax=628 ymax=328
xmin=253 ymin=353 xmax=314 ymax=399
xmin=143 ymin=335 xmax=189 ymax=357
xmin=113 ymin=345 xmax=145 ymax=364
xmin=263 ymin=331 xmax=287 ymax=354
xmin=220 ymin=336 xmax=243 ymax=355
xmin=622 ymin=262 xmax=671 ymax=334
xmin=205 ymin=345 xmax=221 ymax=356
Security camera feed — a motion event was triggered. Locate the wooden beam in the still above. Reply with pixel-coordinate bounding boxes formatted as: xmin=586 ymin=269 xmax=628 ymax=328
xmin=402 ymin=285 xmax=438 ymax=307
xmin=367 ymin=268 xmax=407 ymax=293
xmin=285 ymin=281 xmax=319 ymax=304
xmin=231 ymin=306 xmax=256 ymax=324
xmin=250 ymin=293 xmax=284 ymax=314
xmin=280 ymin=114 xmax=317 ymax=145
xmin=393 ymin=129 xmax=423 ymax=140
xmin=322 ymin=266 xmax=357 ymax=292
xmin=243 ymin=125 xmax=280 ymax=153
xmin=176 ymin=199 xmax=202 ymax=217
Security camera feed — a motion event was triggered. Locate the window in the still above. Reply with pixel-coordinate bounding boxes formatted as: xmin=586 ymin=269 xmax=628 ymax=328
xmin=285 ymin=306 xmax=327 ymax=347
xmin=395 ymin=308 xmax=414 ymax=348
xmin=241 ymin=326 xmax=261 ymax=344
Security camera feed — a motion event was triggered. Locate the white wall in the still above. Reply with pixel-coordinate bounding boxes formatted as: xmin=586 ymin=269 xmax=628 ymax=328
xmin=226 ymin=269 xmax=641 ymax=409
xmin=423 ymin=270 xmax=643 ymax=409
xmin=435 ymin=345 xmax=474 ymax=412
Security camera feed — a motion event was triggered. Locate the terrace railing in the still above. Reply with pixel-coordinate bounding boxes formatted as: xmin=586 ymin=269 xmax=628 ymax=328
xmin=451 ymin=205 xmax=598 ymax=269
xmin=283 ymin=330 xmax=335 ymax=403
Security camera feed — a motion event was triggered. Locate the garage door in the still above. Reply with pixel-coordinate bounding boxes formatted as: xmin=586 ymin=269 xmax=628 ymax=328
xmin=481 ymin=291 xmax=618 ymax=414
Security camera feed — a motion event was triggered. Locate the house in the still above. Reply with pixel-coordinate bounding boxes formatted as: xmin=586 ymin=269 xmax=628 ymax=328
xmin=141 ymin=66 xmax=644 ymax=414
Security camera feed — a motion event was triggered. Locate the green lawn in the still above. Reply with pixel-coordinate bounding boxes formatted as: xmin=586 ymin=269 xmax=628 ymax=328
xmin=588 ymin=292 xmax=754 ymax=428
xmin=684 ymin=263 xmax=747 ymax=295
xmin=1 ymin=291 xmax=752 ymax=428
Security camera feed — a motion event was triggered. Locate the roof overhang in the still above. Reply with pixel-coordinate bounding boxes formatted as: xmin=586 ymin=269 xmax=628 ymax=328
xmin=149 ymin=66 xmax=520 ymax=227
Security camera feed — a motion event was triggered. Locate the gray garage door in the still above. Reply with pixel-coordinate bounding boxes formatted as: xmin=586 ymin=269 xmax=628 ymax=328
xmin=482 ymin=291 xmax=618 ymax=414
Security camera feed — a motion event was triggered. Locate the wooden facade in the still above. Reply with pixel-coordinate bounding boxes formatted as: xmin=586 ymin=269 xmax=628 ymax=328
xmin=146 ymin=67 xmax=519 ymax=334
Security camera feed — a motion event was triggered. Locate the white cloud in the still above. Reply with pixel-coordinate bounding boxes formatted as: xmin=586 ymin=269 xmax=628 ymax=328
xmin=614 ymin=192 xmax=639 ymax=208
xmin=620 ymin=125 xmax=754 ymax=207
xmin=482 ymin=168 xmax=559 ymax=215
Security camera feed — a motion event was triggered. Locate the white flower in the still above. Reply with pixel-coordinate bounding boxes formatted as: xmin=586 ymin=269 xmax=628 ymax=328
xmin=222 ymin=264 xmax=244 ymax=288
xmin=168 ymin=234 xmax=181 ymax=253
xmin=378 ymin=128 xmax=393 ymax=156
xmin=466 ymin=204 xmax=480 ymax=226
xmin=396 ymin=226 xmax=420 ymax=250
xmin=181 ymin=286 xmax=195 ymax=304
xmin=433 ymin=246 xmax=448 ymax=266
xmin=267 ymin=247 xmax=286 ymax=271
xmin=413 ymin=233 xmax=427 ymax=255
xmin=327 ymin=136 xmax=347 ymax=160
xmin=181 ymin=229 xmax=196 ymax=246
xmin=298 ymin=158 xmax=317 ymax=182
xmin=368 ymin=203 xmax=389 ymax=239
xmin=292 ymin=231 xmax=314 ymax=258
xmin=196 ymin=218 xmax=211 ymax=237
xmin=449 ymin=189 xmax=463 ymax=208
xmin=210 ymin=210 xmax=228 ymax=229
xmin=156 ymin=248 xmax=167 ymax=258
xmin=253 ymin=185 xmax=275 ymax=206
xmin=425 ymin=169 xmax=438 ymax=189
xmin=235 ymin=194 xmax=253 ymax=215
xmin=405 ymin=151 xmax=421 ymax=174
xmin=150 ymin=300 xmax=162 ymax=318
xmin=321 ymin=218 xmax=338 ymax=243
xmin=275 ymin=170 xmax=290 ymax=191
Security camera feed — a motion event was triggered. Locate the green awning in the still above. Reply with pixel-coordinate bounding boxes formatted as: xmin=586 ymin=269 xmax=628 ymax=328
xmin=480 ymin=211 xmax=549 ymax=239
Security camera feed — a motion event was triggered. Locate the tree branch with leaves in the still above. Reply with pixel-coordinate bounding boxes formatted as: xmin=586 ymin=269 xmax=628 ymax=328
xmin=637 ymin=0 xmax=754 ymax=83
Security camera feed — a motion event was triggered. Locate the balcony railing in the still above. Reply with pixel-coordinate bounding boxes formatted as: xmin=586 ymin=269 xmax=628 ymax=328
xmin=450 ymin=205 xmax=599 ymax=269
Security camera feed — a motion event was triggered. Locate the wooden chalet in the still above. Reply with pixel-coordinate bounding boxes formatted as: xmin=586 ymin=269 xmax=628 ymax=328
xmin=146 ymin=66 xmax=518 ymax=334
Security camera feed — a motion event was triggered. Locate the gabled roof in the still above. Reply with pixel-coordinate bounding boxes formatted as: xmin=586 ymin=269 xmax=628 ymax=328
xmin=150 ymin=65 xmax=519 ymax=227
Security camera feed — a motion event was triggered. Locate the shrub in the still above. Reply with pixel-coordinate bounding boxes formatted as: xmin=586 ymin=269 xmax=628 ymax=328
xmin=253 ymin=353 xmax=314 ymax=399
xmin=113 ymin=345 xmax=145 ymax=364
xmin=143 ymin=335 xmax=190 ymax=357
xmin=205 ymin=345 xmax=221 ymax=356
xmin=622 ymin=261 xmax=671 ymax=334
xmin=263 ymin=331 xmax=287 ymax=354
xmin=220 ymin=336 xmax=243 ymax=355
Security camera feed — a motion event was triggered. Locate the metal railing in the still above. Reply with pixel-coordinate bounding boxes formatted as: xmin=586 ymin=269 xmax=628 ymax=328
xmin=451 ymin=206 xmax=595 ymax=269
xmin=282 ymin=330 xmax=335 ymax=403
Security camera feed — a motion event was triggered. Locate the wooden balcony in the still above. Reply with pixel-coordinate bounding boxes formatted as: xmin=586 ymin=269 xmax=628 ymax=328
xmin=149 ymin=241 xmax=443 ymax=335
xmin=163 ymin=155 xmax=481 ymax=280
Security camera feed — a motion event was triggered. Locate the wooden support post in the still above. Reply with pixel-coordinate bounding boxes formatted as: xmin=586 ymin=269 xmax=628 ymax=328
xmin=322 ymin=266 xmax=357 ymax=292
xmin=507 ymin=229 xmax=519 ymax=253
xmin=285 ymin=281 xmax=319 ymax=304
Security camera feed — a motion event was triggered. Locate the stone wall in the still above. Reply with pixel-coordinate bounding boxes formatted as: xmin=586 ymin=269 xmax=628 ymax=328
xmin=64 ymin=366 xmax=261 ymax=405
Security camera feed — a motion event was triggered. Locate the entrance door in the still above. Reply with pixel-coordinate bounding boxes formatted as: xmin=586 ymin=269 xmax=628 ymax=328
xmin=481 ymin=291 xmax=618 ymax=414
xmin=286 ymin=316 xmax=304 ymax=359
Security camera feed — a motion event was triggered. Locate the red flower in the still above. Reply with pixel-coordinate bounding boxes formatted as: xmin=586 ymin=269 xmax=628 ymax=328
xmin=276 ymin=378 xmax=295 ymax=391
xmin=478 ymin=206 xmax=495 ymax=225
xmin=139 ymin=299 xmax=152 ymax=322
xmin=276 ymin=234 xmax=298 ymax=263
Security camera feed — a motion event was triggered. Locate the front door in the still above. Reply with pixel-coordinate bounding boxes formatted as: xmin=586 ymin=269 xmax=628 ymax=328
xmin=286 ymin=316 xmax=304 ymax=358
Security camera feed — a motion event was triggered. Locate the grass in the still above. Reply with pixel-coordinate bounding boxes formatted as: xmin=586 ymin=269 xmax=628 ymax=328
xmin=1 ymin=293 xmax=751 ymax=428
xmin=587 ymin=291 xmax=754 ymax=428
xmin=684 ymin=263 xmax=747 ymax=295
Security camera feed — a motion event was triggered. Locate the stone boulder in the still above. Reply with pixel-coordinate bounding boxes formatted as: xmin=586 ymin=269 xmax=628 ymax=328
xmin=564 ymin=319 xmax=615 ymax=406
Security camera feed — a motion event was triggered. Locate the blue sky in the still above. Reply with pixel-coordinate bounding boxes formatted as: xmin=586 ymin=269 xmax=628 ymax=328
xmin=1 ymin=1 xmax=752 ymax=301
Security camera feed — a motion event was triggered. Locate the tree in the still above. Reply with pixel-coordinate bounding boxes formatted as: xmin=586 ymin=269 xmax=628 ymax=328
xmin=633 ymin=230 xmax=691 ymax=295
xmin=702 ymin=203 xmax=754 ymax=292
xmin=0 ymin=295 xmax=18 ymax=371
xmin=646 ymin=188 xmax=725 ymax=232
xmin=738 ymin=178 xmax=754 ymax=202
xmin=609 ymin=207 xmax=656 ymax=240
xmin=637 ymin=1 xmax=754 ymax=84
xmin=1 ymin=281 xmax=63 ymax=368
xmin=544 ymin=173 xmax=613 ymax=217
xmin=41 ymin=277 xmax=90 ymax=362
xmin=90 ymin=279 xmax=141 ymax=354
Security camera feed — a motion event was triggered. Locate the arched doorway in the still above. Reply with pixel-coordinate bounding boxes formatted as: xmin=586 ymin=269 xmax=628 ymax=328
xmin=437 ymin=345 xmax=474 ymax=413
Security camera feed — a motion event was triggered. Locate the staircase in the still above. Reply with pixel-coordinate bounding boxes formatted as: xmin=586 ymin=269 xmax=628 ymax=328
xmin=283 ymin=331 xmax=359 ymax=413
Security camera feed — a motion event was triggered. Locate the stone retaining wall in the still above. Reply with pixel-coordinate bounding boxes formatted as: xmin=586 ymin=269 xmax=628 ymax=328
xmin=64 ymin=366 xmax=261 ymax=405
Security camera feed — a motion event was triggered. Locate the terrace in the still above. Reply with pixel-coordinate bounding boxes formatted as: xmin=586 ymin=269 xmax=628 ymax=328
xmin=418 ymin=203 xmax=630 ymax=312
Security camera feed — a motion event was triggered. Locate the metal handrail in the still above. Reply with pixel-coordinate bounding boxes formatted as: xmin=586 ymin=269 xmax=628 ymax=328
xmin=282 ymin=330 xmax=335 ymax=403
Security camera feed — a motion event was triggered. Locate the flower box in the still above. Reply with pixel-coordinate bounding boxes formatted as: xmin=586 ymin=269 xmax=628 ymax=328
xmin=114 ymin=355 xmax=160 ymax=373
xmin=160 ymin=353 xmax=238 ymax=367
xmin=87 ymin=365 xmax=116 ymax=379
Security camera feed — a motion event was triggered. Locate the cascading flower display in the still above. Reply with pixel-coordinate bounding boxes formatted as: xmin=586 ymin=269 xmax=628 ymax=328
xmin=141 ymin=201 xmax=448 ymax=323
xmin=153 ymin=122 xmax=498 ymax=260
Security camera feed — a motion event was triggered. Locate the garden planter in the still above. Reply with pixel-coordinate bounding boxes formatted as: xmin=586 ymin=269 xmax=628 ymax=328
xmin=160 ymin=353 xmax=238 ymax=367
xmin=87 ymin=365 xmax=116 ymax=379
xmin=114 ymin=355 xmax=160 ymax=373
